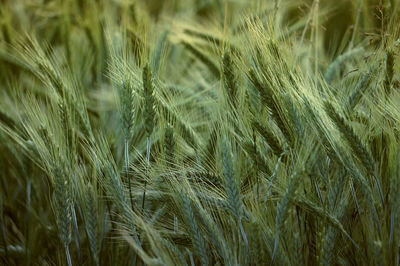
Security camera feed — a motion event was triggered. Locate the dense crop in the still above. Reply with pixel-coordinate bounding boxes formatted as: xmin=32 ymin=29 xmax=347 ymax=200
xmin=0 ymin=0 xmax=399 ymax=265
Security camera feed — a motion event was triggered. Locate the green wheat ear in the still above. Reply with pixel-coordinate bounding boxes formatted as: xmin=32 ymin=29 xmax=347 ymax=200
xmin=324 ymin=101 xmax=375 ymax=177
xmin=324 ymin=47 xmax=364 ymax=84
xmin=347 ymin=68 xmax=375 ymax=111
xmin=222 ymin=137 xmax=242 ymax=219
xmin=180 ymin=192 xmax=209 ymax=266
xmin=119 ymin=78 xmax=135 ymax=141
xmin=222 ymin=50 xmax=237 ymax=108
xmin=52 ymin=164 xmax=72 ymax=266
xmin=142 ymin=63 xmax=156 ymax=138
xmin=252 ymin=119 xmax=283 ymax=157
xmin=119 ymin=77 xmax=135 ymax=210
xmin=248 ymin=68 xmax=292 ymax=144
xmin=242 ymin=140 xmax=272 ymax=176
xmin=324 ymin=101 xmax=384 ymax=206
xmin=85 ymin=183 xmax=99 ymax=266
xmin=273 ymin=171 xmax=303 ymax=263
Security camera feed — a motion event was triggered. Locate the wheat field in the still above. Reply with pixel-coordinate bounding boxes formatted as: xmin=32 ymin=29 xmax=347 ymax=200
xmin=0 ymin=0 xmax=399 ymax=265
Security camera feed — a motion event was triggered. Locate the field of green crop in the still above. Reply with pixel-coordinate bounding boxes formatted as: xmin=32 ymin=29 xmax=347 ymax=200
xmin=0 ymin=0 xmax=399 ymax=265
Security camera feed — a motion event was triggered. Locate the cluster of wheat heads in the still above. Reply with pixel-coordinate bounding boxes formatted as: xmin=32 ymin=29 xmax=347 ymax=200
xmin=0 ymin=0 xmax=400 ymax=265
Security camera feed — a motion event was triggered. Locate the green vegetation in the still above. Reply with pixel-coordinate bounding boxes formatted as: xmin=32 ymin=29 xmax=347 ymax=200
xmin=0 ymin=0 xmax=399 ymax=265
